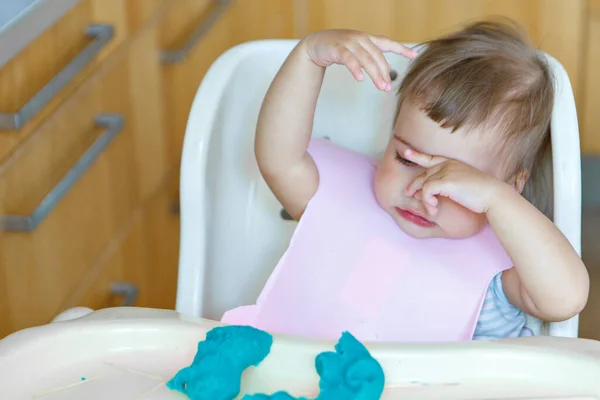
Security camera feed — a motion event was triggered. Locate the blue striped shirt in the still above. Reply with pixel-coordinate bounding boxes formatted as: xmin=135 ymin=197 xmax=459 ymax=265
xmin=473 ymin=271 xmax=534 ymax=340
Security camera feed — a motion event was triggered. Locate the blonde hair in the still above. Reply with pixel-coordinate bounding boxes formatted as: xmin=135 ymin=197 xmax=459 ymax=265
xmin=397 ymin=19 xmax=554 ymax=218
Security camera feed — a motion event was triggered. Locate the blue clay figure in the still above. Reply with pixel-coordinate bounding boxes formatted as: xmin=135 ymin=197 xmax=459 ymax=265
xmin=314 ymin=331 xmax=385 ymax=400
xmin=167 ymin=325 xmax=273 ymax=400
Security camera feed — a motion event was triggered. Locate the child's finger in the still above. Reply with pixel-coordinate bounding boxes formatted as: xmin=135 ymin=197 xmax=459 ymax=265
xmin=405 ymin=162 xmax=445 ymax=196
xmin=414 ymin=189 xmax=438 ymax=215
xmin=404 ymin=148 xmax=447 ymax=169
xmin=339 ymin=48 xmax=364 ymax=81
xmin=421 ymin=177 xmax=447 ymax=210
xmin=370 ymin=35 xmax=418 ymax=59
xmin=350 ymin=46 xmax=387 ymax=90
xmin=361 ymin=40 xmax=392 ymax=89
xmin=405 ymin=173 xmax=427 ymax=197
xmin=424 ymin=202 xmax=438 ymax=216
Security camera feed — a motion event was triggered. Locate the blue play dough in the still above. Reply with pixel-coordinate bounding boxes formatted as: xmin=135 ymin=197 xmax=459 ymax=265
xmin=313 ymin=331 xmax=385 ymax=399
xmin=168 ymin=326 xmax=384 ymax=400
xmin=166 ymin=325 xmax=273 ymax=400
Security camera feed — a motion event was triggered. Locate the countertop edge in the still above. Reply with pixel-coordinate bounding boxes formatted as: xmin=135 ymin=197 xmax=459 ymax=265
xmin=0 ymin=0 xmax=83 ymax=68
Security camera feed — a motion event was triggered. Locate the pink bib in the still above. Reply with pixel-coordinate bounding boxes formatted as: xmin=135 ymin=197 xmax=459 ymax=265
xmin=222 ymin=139 xmax=513 ymax=342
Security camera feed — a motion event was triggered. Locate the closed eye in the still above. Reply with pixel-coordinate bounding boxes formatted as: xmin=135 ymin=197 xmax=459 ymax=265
xmin=395 ymin=151 xmax=416 ymax=166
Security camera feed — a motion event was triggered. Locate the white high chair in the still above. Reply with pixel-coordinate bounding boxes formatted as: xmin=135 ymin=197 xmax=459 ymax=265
xmin=176 ymin=39 xmax=582 ymax=339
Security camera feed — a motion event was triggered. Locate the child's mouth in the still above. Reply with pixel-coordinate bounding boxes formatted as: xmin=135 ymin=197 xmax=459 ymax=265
xmin=395 ymin=207 xmax=436 ymax=228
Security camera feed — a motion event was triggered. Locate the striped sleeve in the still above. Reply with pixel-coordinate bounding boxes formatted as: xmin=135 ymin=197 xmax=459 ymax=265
xmin=472 ymin=271 xmax=533 ymax=340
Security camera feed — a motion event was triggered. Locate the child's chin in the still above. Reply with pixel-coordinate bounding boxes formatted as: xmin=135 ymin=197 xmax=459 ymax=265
xmin=399 ymin=225 xmax=440 ymax=239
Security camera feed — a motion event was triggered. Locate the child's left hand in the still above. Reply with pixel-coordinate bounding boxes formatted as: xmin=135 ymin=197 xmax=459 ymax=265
xmin=403 ymin=149 xmax=588 ymax=324
xmin=402 ymin=148 xmax=507 ymax=216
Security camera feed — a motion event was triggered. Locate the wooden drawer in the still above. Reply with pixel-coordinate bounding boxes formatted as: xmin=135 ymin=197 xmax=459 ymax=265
xmin=60 ymin=209 xmax=149 ymax=311
xmin=0 ymin=43 xmax=139 ymax=336
xmin=59 ymin=171 xmax=180 ymax=313
xmin=142 ymin=172 xmax=181 ymax=310
xmin=159 ymin=0 xmax=221 ymax=168
xmin=125 ymin=0 xmax=170 ymax=32
xmin=582 ymin=4 xmax=600 ymax=153
xmin=0 ymin=0 xmax=128 ymax=162
xmin=159 ymin=0 xmax=295 ymax=170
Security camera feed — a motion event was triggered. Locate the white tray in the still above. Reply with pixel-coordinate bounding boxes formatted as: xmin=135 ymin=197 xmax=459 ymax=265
xmin=1 ymin=307 xmax=599 ymax=399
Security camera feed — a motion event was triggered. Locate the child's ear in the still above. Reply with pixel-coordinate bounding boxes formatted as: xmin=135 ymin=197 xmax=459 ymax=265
xmin=510 ymin=169 xmax=529 ymax=193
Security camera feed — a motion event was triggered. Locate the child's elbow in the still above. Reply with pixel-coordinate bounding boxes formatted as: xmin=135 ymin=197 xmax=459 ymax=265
xmin=568 ymin=287 xmax=590 ymax=317
xmin=549 ymin=298 xmax=587 ymax=322
xmin=555 ymin=265 xmax=591 ymax=321
xmin=543 ymin=285 xmax=589 ymax=323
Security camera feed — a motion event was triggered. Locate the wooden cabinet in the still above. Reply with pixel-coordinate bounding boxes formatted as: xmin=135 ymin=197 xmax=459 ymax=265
xmin=0 ymin=0 xmax=168 ymax=336
xmin=159 ymin=0 xmax=227 ymax=171
xmin=141 ymin=172 xmax=181 ymax=310
xmin=62 ymin=209 xmax=149 ymax=311
xmin=122 ymin=18 xmax=169 ymax=201
xmin=0 ymin=0 xmax=295 ymax=337
xmin=582 ymin=0 xmax=600 ymax=153
xmin=0 ymin=0 xmax=128 ymax=162
xmin=159 ymin=0 xmax=295 ymax=171
xmin=0 ymin=28 xmax=140 ymax=336
xmin=59 ymin=174 xmax=180 ymax=315
xmin=124 ymin=0 xmax=169 ymax=32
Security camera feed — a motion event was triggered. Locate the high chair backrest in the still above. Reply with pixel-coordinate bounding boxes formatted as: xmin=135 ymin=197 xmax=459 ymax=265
xmin=176 ymin=40 xmax=582 ymax=338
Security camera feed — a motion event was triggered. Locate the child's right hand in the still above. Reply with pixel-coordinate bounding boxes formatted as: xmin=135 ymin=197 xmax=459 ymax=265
xmin=302 ymin=30 xmax=417 ymax=92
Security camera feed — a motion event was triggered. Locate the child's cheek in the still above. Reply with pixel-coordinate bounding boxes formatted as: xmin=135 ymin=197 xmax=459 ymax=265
xmin=375 ymin=163 xmax=407 ymax=206
xmin=374 ymin=166 xmax=395 ymax=208
xmin=438 ymin=200 xmax=487 ymax=238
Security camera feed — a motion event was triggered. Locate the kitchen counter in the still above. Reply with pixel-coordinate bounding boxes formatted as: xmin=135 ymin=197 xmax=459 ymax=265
xmin=0 ymin=0 xmax=82 ymax=67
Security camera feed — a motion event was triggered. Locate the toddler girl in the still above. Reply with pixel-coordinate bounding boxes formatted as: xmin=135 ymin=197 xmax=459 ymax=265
xmin=222 ymin=21 xmax=589 ymax=341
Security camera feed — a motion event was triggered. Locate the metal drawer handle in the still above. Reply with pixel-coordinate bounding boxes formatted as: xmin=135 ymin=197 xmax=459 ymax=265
xmin=160 ymin=0 xmax=231 ymax=64
xmin=0 ymin=24 xmax=114 ymax=130
xmin=2 ymin=113 xmax=124 ymax=232
xmin=110 ymin=282 xmax=139 ymax=306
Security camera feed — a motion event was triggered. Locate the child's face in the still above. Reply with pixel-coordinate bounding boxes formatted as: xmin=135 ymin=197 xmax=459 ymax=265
xmin=374 ymin=101 xmax=505 ymax=239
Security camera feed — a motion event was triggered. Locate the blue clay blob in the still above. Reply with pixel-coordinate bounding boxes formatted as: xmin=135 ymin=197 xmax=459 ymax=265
xmin=314 ymin=331 xmax=384 ymax=400
xmin=167 ymin=325 xmax=273 ymax=400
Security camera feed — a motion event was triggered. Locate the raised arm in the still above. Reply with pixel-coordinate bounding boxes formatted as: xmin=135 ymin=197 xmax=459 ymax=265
xmin=255 ymin=30 xmax=416 ymax=220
